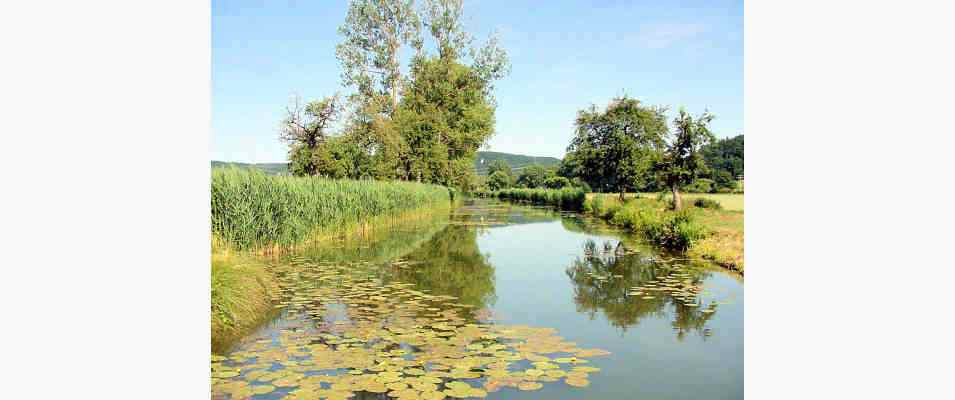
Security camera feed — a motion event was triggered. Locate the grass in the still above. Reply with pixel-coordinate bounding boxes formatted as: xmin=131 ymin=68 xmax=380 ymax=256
xmin=211 ymin=251 xmax=280 ymax=348
xmin=486 ymin=188 xmax=586 ymax=210
xmin=585 ymin=194 xmax=744 ymax=273
xmin=212 ymin=167 xmax=452 ymax=251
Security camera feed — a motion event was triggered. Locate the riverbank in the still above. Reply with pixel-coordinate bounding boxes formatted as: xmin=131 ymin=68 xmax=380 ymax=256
xmin=210 ymin=168 xmax=455 ymax=348
xmin=585 ymin=194 xmax=744 ymax=273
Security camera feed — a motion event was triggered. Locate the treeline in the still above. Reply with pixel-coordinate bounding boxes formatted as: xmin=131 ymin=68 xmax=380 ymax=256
xmin=552 ymin=96 xmax=742 ymax=209
xmin=282 ymin=0 xmax=509 ymax=192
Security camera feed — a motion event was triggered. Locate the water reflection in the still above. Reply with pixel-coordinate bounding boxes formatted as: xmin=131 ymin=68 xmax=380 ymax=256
xmin=565 ymin=239 xmax=720 ymax=340
xmin=384 ymin=225 xmax=497 ymax=317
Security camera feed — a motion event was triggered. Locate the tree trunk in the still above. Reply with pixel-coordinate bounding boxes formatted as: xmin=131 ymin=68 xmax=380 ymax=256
xmin=619 ymin=190 xmax=626 ymax=202
xmin=671 ymin=183 xmax=683 ymax=211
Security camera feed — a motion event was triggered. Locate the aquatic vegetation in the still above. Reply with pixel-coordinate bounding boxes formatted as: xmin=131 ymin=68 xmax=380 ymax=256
xmin=212 ymin=167 xmax=451 ymax=251
xmin=212 ymin=259 xmax=610 ymax=399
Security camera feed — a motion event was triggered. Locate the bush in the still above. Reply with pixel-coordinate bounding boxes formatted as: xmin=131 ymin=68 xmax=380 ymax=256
xmin=493 ymin=187 xmax=586 ymax=211
xmin=693 ymin=197 xmax=723 ymax=210
xmin=543 ymin=176 xmax=572 ymax=189
xmin=683 ymin=178 xmax=714 ymax=193
xmin=586 ymin=196 xmax=710 ymax=251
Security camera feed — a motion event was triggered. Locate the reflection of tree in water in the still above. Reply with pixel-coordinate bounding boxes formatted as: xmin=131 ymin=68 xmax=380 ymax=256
xmin=383 ymin=225 xmax=497 ymax=317
xmin=566 ymin=239 xmax=718 ymax=340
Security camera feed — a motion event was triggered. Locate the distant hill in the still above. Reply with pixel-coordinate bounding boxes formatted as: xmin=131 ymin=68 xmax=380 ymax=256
xmin=212 ymin=151 xmax=562 ymax=176
xmin=473 ymin=151 xmax=561 ymax=175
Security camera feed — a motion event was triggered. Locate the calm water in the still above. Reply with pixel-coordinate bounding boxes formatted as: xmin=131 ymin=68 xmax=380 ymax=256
xmin=213 ymin=199 xmax=743 ymax=399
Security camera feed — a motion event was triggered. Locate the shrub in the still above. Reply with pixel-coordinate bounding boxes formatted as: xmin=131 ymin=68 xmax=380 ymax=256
xmin=543 ymin=176 xmax=572 ymax=189
xmin=683 ymin=178 xmax=714 ymax=193
xmin=493 ymin=187 xmax=586 ymax=211
xmin=693 ymin=197 xmax=723 ymax=210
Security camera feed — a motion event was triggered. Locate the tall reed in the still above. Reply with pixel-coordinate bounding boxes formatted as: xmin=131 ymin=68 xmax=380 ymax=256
xmin=212 ymin=167 xmax=451 ymax=251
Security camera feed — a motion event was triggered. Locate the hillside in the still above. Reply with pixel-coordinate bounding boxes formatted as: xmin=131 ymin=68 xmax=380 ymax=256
xmin=473 ymin=151 xmax=561 ymax=175
xmin=212 ymin=151 xmax=562 ymax=176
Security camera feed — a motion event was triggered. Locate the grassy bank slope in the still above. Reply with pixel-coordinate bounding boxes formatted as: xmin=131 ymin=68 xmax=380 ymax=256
xmin=584 ymin=194 xmax=744 ymax=273
xmin=211 ymin=252 xmax=279 ymax=347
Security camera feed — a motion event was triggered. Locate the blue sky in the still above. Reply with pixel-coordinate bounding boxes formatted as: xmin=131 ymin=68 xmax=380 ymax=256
xmin=213 ymin=0 xmax=742 ymax=162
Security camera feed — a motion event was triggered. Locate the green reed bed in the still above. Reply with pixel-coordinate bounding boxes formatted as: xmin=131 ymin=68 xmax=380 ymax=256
xmin=212 ymin=167 xmax=451 ymax=251
xmin=490 ymin=187 xmax=586 ymax=211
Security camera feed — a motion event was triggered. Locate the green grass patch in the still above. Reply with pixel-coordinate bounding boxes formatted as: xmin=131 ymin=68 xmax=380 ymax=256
xmin=211 ymin=251 xmax=279 ymax=348
xmin=212 ymin=167 xmax=452 ymax=251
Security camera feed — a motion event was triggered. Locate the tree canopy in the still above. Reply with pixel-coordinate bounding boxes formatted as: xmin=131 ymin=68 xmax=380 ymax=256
xmin=283 ymin=0 xmax=510 ymax=190
xmin=656 ymin=108 xmax=716 ymax=210
xmin=560 ymin=97 xmax=669 ymax=194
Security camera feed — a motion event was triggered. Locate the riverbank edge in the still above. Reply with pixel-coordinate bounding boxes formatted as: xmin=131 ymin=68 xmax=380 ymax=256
xmin=211 ymin=202 xmax=454 ymax=350
xmin=583 ymin=195 xmax=744 ymax=274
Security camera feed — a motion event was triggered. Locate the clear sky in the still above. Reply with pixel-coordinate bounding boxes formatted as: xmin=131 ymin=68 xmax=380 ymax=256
xmin=213 ymin=0 xmax=742 ymax=162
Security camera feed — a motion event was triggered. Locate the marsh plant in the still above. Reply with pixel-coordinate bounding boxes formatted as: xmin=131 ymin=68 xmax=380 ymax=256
xmin=211 ymin=167 xmax=451 ymax=251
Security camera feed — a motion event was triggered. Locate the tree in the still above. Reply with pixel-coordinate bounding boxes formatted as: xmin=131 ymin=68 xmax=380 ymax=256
xmin=515 ymin=165 xmax=553 ymax=188
xmin=701 ymin=134 xmax=743 ymax=191
xmin=486 ymin=159 xmax=511 ymax=177
xmin=563 ymin=97 xmax=668 ymax=199
xmin=487 ymin=170 xmax=510 ymax=191
xmin=392 ymin=55 xmax=495 ymax=188
xmin=281 ymin=95 xmax=340 ymax=176
xmin=336 ymin=0 xmax=422 ymax=114
xmin=657 ymin=108 xmax=716 ymax=211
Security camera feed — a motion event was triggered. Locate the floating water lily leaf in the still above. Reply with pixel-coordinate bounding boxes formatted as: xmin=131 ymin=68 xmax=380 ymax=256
xmin=565 ymin=376 xmax=591 ymax=387
xmin=251 ymin=384 xmax=275 ymax=394
xmin=517 ymin=381 xmax=543 ymax=391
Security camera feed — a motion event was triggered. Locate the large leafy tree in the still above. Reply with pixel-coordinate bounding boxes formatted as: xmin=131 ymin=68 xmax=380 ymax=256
xmin=280 ymin=95 xmax=340 ymax=176
xmin=393 ymin=55 xmax=494 ymax=188
xmin=564 ymin=97 xmax=668 ymax=198
xmin=300 ymin=0 xmax=509 ymax=189
xmin=656 ymin=108 xmax=716 ymax=210
xmin=336 ymin=0 xmax=422 ymax=114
